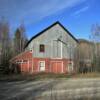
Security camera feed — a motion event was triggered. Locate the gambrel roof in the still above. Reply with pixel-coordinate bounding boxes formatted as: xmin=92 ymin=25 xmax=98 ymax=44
xmin=25 ymin=21 xmax=78 ymax=48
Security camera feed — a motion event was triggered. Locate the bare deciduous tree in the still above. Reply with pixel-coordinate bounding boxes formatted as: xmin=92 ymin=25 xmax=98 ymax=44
xmin=78 ymin=39 xmax=93 ymax=73
xmin=91 ymin=23 xmax=100 ymax=72
xmin=0 ymin=18 xmax=11 ymax=73
xmin=13 ymin=23 xmax=28 ymax=56
xmin=73 ymin=45 xmax=79 ymax=73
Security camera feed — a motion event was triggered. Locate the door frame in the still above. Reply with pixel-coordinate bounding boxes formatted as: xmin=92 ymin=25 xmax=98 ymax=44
xmin=68 ymin=61 xmax=73 ymax=73
xmin=38 ymin=61 xmax=45 ymax=71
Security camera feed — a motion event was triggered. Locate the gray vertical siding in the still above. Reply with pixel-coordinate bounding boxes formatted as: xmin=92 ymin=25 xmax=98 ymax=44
xmin=26 ymin=24 xmax=77 ymax=59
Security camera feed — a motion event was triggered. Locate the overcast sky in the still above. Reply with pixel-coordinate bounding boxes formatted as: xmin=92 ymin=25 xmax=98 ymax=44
xmin=0 ymin=0 xmax=100 ymax=39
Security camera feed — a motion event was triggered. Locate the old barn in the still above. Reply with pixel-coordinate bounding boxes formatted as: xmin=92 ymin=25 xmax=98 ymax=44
xmin=10 ymin=22 xmax=78 ymax=74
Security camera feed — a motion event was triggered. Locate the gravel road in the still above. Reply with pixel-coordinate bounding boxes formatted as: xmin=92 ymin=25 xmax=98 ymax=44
xmin=0 ymin=78 xmax=100 ymax=100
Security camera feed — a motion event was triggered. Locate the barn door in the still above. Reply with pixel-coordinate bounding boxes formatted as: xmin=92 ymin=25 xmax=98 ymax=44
xmin=39 ymin=61 xmax=45 ymax=71
xmin=51 ymin=61 xmax=63 ymax=73
xmin=68 ymin=61 xmax=73 ymax=73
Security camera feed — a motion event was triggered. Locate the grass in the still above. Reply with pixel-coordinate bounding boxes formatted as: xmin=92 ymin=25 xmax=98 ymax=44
xmin=73 ymin=72 xmax=100 ymax=78
xmin=32 ymin=72 xmax=72 ymax=79
xmin=0 ymin=73 xmax=71 ymax=82
xmin=0 ymin=72 xmax=100 ymax=82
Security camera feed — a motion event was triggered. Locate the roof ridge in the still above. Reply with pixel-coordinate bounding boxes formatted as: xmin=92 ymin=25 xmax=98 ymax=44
xmin=25 ymin=21 xmax=78 ymax=48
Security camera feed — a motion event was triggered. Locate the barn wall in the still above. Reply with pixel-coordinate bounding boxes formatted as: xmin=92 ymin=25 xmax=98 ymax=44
xmin=31 ymin=58 xmax=75 ymax=74
xmin=61 ymin=29 xmax=78 ymax=59
xmin=23 ymin=23 xmax=78 ymax=74
xmin=26 ymin=24 xmax=77 ymax=59
xmin=32 ymin=58 xmax=51 ymax=73
xmin=16 ymin=57 xmax=75 ymax=74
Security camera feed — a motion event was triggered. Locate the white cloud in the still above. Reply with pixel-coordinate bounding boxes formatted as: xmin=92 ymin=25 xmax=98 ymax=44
xmin=0 ymin=0 xmax=87 ymax=26
xmin=73 ymin=6 xmax=89 ymax=16
xmin=22 ymin=0 xmax=87 ymax=25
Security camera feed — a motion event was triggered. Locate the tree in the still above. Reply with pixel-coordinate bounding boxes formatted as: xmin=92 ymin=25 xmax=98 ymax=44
xmin=90 ymin=23 xmax=100 ymax=72
xmin=77 ymin=39 xmax=94 ymax=73
xmin=73 ymin=45 xmax=79 ymax=73
xmin=13 ymin=23 xmax=28 ymax=55
xmin=0 ymin=18 xmax=11 ymax=73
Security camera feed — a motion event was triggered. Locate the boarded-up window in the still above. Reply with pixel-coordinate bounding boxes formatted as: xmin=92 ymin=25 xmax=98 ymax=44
xmin=39 ymin=44 xmax=45 ymax=52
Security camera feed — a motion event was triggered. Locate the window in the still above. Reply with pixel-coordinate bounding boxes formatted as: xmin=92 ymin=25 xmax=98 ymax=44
xmin=16 ymin=60 xmax=22 ymax=64
xmin=39 ymin=44 xmax=45 ymax=52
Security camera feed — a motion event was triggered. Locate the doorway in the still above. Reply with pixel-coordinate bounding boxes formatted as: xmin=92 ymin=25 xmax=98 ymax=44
xmin=39 ymin=61 xmax=45 ymax=71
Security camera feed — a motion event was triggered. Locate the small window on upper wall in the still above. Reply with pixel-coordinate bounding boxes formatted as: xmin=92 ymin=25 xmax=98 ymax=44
xmin=39 ymin=44 xmax=45 ymax=52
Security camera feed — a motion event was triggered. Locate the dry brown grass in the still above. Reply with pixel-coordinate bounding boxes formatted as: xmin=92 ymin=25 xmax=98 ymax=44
xmin=0 ymin=73 xmax=71 ymax=82
xmin=0 ymin=72 xmax=100 ymax=82
xmin=73 ymin=72 xmax=100 ymax=78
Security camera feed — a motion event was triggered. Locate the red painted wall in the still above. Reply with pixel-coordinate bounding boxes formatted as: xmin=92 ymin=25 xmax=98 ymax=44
xmin=11 ymin=51 xmax=74 ymax=74
xmin=33 ymin=58 xmax=51 ymax=73
xmin=32 ymin=58 xmax=72 ymax=74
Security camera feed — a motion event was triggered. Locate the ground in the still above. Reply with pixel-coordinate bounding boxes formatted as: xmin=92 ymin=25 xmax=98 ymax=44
xmin=0 ymin=78 xmax=100 ymax=100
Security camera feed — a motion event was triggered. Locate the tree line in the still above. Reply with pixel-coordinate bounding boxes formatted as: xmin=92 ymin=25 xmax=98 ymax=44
xmin=76 ymin=23 xmax=100 ymax=73
xmin=90 ymin=24 xmax=100 ymax=72
xmin=0 ymin=17 xmax=100 ymax=74
xmin=0 ymin=18 xmax=28 ymax=74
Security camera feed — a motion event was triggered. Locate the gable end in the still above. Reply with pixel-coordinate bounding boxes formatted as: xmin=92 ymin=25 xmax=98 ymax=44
xmin=25 ymin=21 xmax=78 ymax=48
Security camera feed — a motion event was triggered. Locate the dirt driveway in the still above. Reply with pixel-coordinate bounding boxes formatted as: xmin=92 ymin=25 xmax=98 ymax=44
xmin=0 ymin=78 xmax=100 ymax=100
